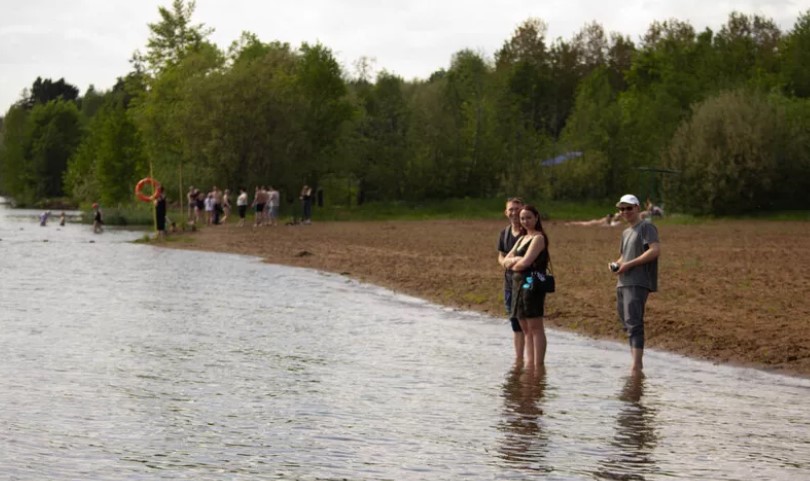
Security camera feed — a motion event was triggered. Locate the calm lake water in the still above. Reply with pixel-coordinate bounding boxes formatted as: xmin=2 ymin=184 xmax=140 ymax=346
xmin=1 ymin=202 xmax=809 ymax=481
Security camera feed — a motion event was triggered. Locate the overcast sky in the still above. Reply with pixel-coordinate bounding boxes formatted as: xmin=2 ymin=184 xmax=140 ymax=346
xmin=1 ymin=0 xmax=808 ymax=114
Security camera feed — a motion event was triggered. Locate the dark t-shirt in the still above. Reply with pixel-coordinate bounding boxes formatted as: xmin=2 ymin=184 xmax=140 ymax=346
xmin=617 ymin=220 xmax=659 ymax=292
xmin=498 ymin=226 xmax=521 ymax=290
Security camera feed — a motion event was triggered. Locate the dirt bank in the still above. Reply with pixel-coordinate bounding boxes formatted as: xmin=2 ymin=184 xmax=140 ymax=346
xmin=161 ymin=218 xmax=810 ymax=377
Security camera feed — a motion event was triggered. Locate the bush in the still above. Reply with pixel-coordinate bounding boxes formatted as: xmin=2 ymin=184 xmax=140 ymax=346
xmin=663 ymin=90 xmax=796 ymax=215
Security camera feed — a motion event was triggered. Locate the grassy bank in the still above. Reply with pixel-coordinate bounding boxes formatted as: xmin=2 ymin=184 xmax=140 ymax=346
xmin=307 ymin=198 xmax=614 ymax=222
xmin=19 ymin=196 xmax=810 ymax=226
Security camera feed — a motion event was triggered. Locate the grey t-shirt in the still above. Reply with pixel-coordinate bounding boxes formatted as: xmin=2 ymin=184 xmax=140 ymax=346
xmin=617 ymin=220 xmax=659 ymax=292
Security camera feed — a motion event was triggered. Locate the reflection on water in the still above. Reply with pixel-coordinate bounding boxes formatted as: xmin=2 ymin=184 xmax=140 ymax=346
xmin=595 ymin=373 xmax=659 ymax=480
xmin=498 ymin=365 xmax=550 ymax=472
xmin=1 ymin=203 xmax=810 ymax=480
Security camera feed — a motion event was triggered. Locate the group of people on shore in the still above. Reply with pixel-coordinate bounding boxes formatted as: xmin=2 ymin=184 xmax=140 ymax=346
xmin=185 ymin=184 xmax=313 ymax=229
xmin=498 ymin=195 xmax=660 ymax=372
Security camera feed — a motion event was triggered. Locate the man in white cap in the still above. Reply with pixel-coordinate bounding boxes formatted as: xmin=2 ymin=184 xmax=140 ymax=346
xmin=610 ymin=194 xmax=660 ymax=372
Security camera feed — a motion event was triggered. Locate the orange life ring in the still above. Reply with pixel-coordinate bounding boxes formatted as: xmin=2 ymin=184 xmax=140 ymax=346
xmin=134 ymin=177 xmax=161 ymax=202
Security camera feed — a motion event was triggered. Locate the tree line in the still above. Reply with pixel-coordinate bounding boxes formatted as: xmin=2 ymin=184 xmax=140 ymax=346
xmin=1 ymin=0 xmax=809 ymax=215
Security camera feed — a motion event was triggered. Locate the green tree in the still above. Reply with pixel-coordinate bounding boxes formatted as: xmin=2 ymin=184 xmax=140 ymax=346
xmin=0 ymin=106 xmax=28 ymax=197
xmin=559 ymin=68 xmax=621 ymax=198
xmin=24 ymin=77 xmax=80 ymax=109
xmin=79 ymin=85 xmax=106 ymax=119
xmin=714 ymin=12 xmax=781 ymax=90
xmin=350 ymin=72 xmax=410 ymax=200
xmin=293 ymin=43 xmax=353 ymax=187
xmin=24 ymin=100 xmax=84 ymax=200
xmin=66 ymin=97 xmax=146 ymax=205
xmin=663 ymin=90 xmax=791 ymax=214
xmin=133 ymin=0 xmax=213 ymax=75
xmin=781 ymin=10 xmax=810 ymax=97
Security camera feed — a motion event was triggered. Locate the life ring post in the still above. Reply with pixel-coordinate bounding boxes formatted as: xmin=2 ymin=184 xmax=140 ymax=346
xmin=135 ymin=177 xmax=161 ymax=202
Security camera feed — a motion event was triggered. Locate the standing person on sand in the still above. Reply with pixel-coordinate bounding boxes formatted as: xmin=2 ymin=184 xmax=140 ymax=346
xmin=252 ymin=186 xmax=267 ymax=227
xmin=267 ymin=185 xmax=280 ymax=226
xmin=221 ymin=189 xmax=231 ymax=223
xmin=501 ymin=205 xmax=550 ymax=369
xmin=236 ymin=188 xmax=248 ymax=227
xmin=300 ymin=184 xmax=313 ymax=224
xmin=187 ymin=186 xmax=196 ymax=222
xmin=155 ymin=186 xmax=167 ymax=240
xmin=204 ymin=192 xmax=215 ymax=226
xmin=498 ymin=197 xmax=526 ymax=363
xmin=195 ymin=189 xmax=205 ymax=225
xmin=212 ymin=186 xmax=223 ymax=225
xmin=611 ymin=194 xmax=660 ymax=372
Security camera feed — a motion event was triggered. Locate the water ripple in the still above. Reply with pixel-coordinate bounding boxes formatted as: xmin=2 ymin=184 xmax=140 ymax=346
xmin=1 ymin=207 xmax=809 ymax=480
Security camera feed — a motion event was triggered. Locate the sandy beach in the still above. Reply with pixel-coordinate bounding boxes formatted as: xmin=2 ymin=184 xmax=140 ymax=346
xmin=162 ymin=218 xmax=810 ymax=377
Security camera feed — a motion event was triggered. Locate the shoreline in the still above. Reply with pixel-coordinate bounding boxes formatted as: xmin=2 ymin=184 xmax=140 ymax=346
xmin=159 ymin=219 xmax=810 ymax=378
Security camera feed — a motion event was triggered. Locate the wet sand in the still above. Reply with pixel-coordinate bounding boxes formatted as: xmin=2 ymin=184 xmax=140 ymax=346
xmin=161 ymin=218 xmax=810 ymax=377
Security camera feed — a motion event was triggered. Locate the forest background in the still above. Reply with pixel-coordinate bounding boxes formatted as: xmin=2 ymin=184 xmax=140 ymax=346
xmin=1 ymin=0 xmax=810 ymax=217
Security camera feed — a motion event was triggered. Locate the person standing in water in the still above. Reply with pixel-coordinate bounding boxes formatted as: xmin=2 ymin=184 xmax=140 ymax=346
xmin=611 ymin=194 xmax=660 ymax=372
xmin=501 ymin=205 xmax=551 ymax=369
xmin=92 ymin=204 xmax=103 ymax=233
xmin=498 ymin=197 xmax=526 ymax=363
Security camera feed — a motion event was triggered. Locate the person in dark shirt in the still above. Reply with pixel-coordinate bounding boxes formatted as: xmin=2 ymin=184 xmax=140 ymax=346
xmin=155 ymin=186 xmax=167 ymax=240
xmin=497 ymin=197 xmax=525 ymax=363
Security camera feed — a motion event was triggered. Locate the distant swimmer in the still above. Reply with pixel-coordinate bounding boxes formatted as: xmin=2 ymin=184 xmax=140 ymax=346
xmin=92 ymin=203 xmax=104 ymax=233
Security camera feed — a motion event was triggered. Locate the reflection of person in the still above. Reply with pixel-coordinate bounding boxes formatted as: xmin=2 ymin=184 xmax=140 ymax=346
xmin=611 ymin=194 xmax=660 ymax=372
xmin=92 ymin=204 xmax=103 ymax=233
xmin=498 ymin=197 xmax=525 ymax=363
xmin=501 ymin=205 xmax=551 ymax=368
xmin=300 ymin=184 xmax=313 ymax=224
xmin=498 ymin=364 xmax=548 ymax=468
xmin=595 ymin=372 xmax=659 ymax=479
xmin=155 ymin=186 xmax=167 ymax=239
xmin=566 ymin=213 xmax=620 ymax=227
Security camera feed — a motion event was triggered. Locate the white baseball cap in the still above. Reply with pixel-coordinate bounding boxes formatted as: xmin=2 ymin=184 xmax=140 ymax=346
xmin=616 ymin=194 xmax=640 ymax=207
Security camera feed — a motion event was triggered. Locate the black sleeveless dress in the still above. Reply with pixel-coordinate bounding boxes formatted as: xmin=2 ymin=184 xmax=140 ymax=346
xmin=155 ymin=195 xmax=167 ymax=231
xmin=510 ymin=235 xmax=549 ymax=319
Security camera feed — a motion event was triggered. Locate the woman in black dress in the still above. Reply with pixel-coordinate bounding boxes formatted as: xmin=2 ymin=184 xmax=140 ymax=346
xmin=500 ymin=205 xmax=550 ymax=368
xmin=155 ymin=186 xmax=167 ymax=239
